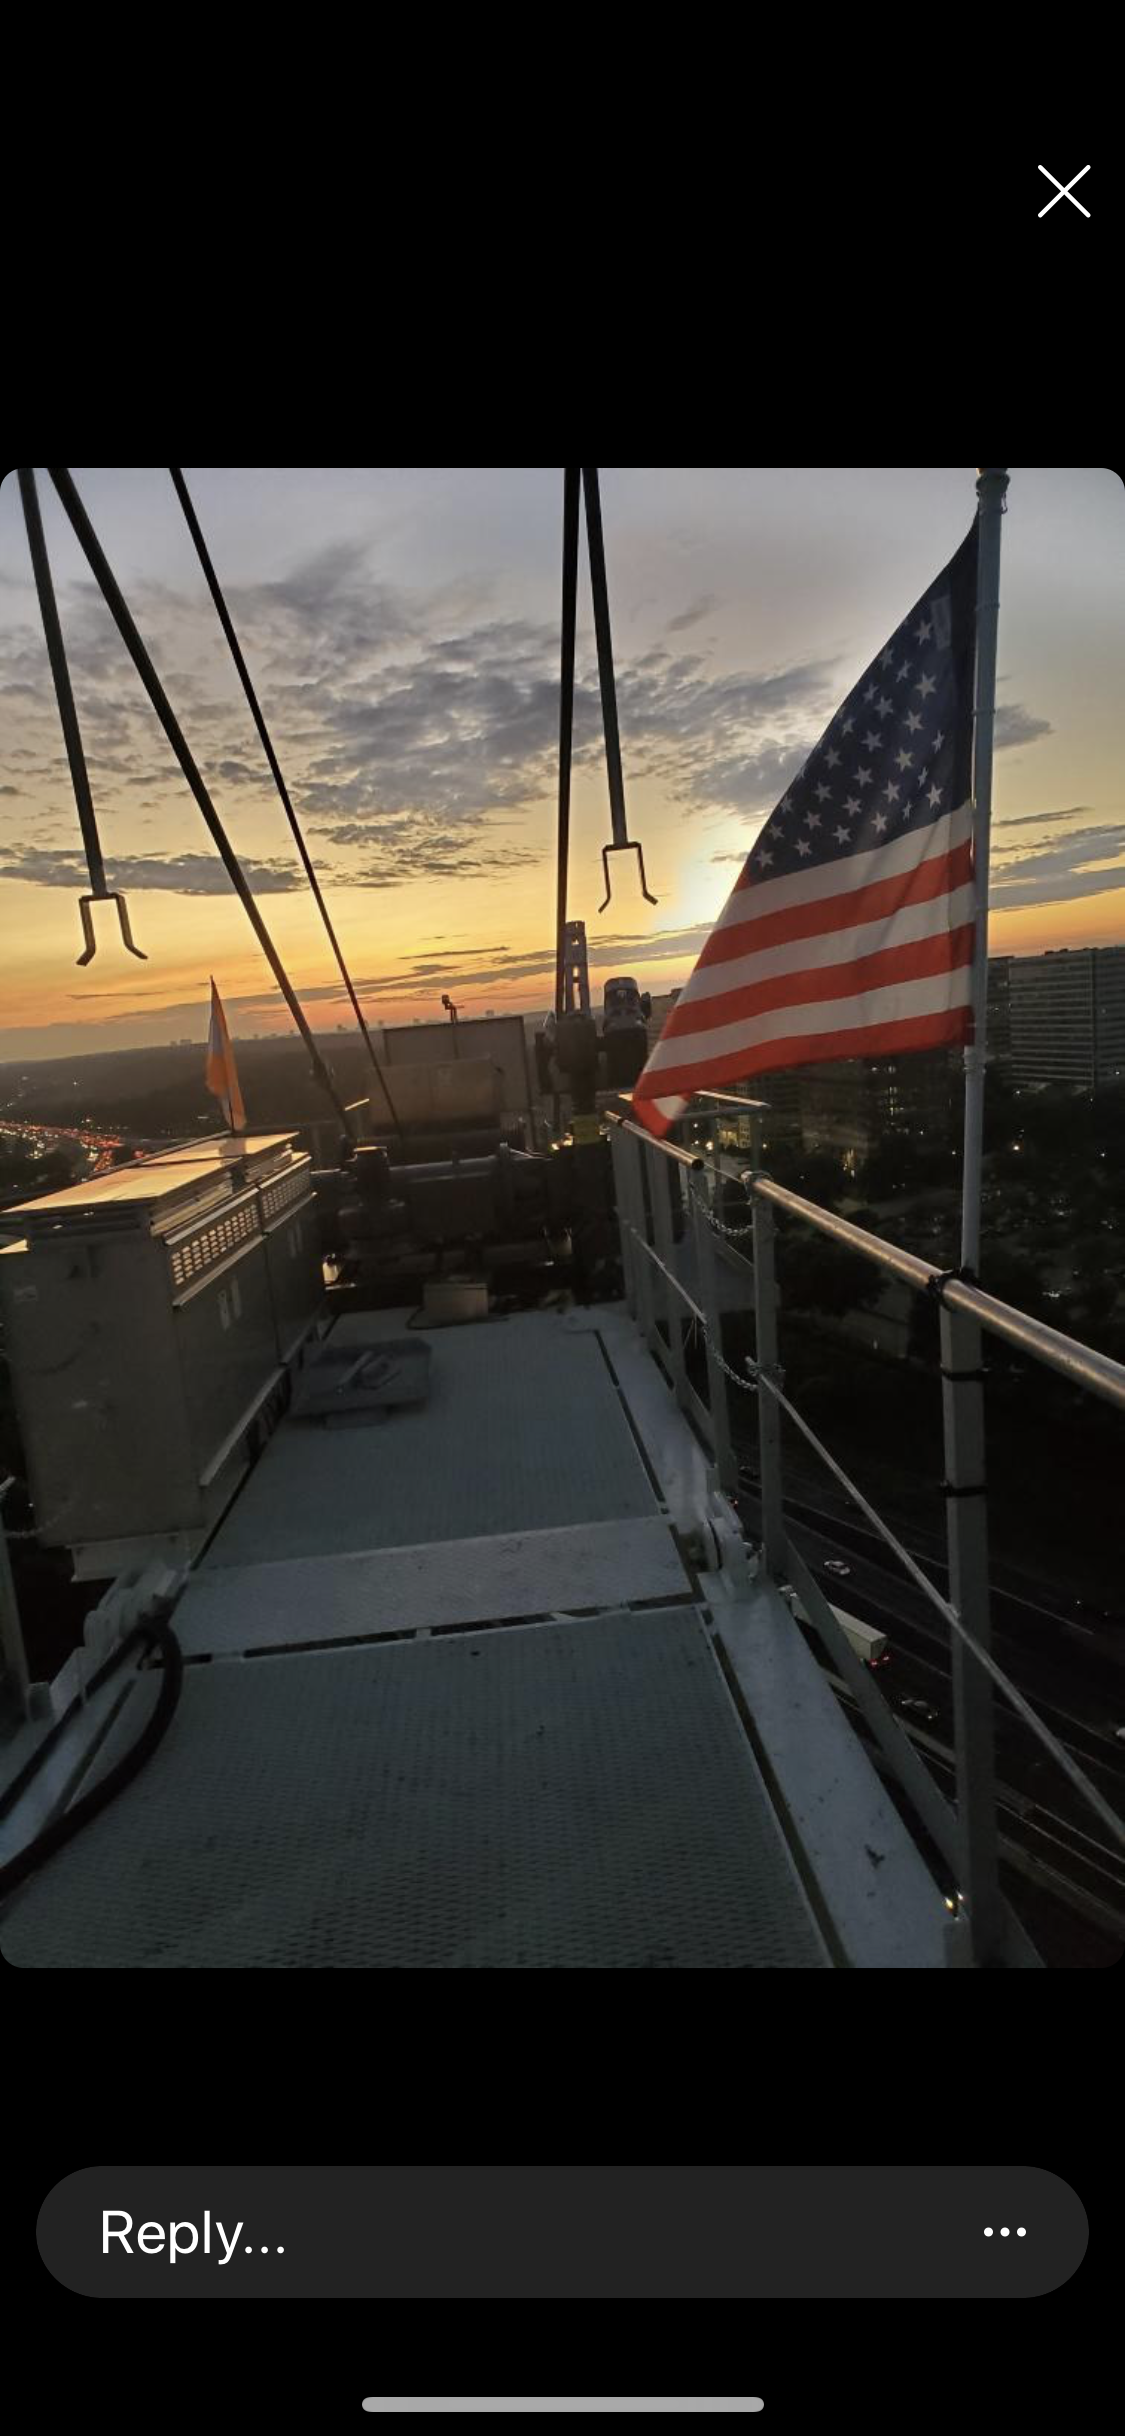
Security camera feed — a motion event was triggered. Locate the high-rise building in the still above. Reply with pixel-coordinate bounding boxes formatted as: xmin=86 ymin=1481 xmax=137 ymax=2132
xmin=986 ymin=956 xmax=1013 ymax=1071
xmin=1007 ymin=946 xmax=1125 ymax=1091
xmin=644 ymin=990 xmax=681 ymax=1056
xmin=796 ymin=1047 xmax=958 ymax=1158
xmin=1093 ymin=948 xmax=1125 ymax=1087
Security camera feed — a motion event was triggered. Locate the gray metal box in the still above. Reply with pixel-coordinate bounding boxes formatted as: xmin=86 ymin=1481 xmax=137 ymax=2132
xmin=382 ymin=1014 xmax=532 ymax=1125
xmin=0 ymin=1133 xmax=322 ymax=1569
xmin=257 ymin=1161 xmax=323 ymax=1361
xmin=422 ymin=1277 xmax=490 ymax=1325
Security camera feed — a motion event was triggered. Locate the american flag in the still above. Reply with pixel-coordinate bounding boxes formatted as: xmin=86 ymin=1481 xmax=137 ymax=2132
xmin=632 ymin=520 xmax=980 ymax=1136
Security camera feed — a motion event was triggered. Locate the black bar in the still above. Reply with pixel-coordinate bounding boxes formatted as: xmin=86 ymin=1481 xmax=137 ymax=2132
xmin=18 ymin=469 xmax=106 ymax=896
xmin=554 ymin=468 xmax=580 ymax=1019
xmin=170 ymin=469 xmax=404 ymax=1148
xmin=47 ymin=469 xmax=351 ymax=1133
xmin=582 ymin=467 xmax=628 ymax=847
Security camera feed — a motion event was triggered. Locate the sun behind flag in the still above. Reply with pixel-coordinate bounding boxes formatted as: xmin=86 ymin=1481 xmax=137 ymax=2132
xmin=205 ymin=976 xmax=247 ymax=1133
xmin=632 ymin=523 xmax=980 ymax=1136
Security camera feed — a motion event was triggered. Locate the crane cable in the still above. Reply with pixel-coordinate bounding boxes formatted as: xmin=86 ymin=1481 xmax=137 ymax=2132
xmin=553 ymin=468 xmax=580 ymax=1021
xmin=18 ymin=469 xmax=147 ymax=967
xmin=45 ymin=468 xmax=353 ymax=1136
xmin=169 ymin=468 xmax=405 ymax=1150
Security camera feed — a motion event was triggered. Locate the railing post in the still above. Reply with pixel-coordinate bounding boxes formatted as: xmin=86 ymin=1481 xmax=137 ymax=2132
xmin=627 ymin=1127 xmax=658 ymax=1353
xmin=651 ymin=1154 xmax=687 ymax=1404
xmin=689 ymin=1173 xmax=737 ymax=1494
xmin=939 ymin=1295 xmax=1005 ymax=1965
xmin=609 ymin=1124 xmax=637 ymax=1317
xmin=748 ymin=1140 xmax=788 ymax=1580
xmin=0 ymin=1478 xmax=31 ymax=1723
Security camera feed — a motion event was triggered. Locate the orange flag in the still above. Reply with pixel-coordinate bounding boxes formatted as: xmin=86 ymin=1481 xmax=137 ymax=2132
xmin=204 ymin=976 xmax=247 ymax=1132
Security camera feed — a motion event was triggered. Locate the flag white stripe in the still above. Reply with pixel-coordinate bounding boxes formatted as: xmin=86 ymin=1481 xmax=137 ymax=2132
xmin=674 ymin=879 xmax=976 ymax=1007
xmin=710 ymin=800 xmax=973 ymax=935
xmin=643 ymin=962 xmax=973 ymax=1076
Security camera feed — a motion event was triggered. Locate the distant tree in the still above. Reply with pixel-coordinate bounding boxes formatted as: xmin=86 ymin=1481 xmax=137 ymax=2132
xmin=981 ymin=1071 xmax=1021 ymax=1153
xmin=1071 ymin=1230 xmax=1112 ymax=1281
xmin=32 ymin=1150 xmax=76 ymax=1190
xmin=859 ymin=1128 xmax=925 ymax=1199
xmin=1094 ymin=1084 xmax=1125 ymax=1160
xmin=776 ymin=1228 xmax=883 ymax=1319
xmin=791 ymin=1147 xmax=849 ymax=1208
xmin=1066 ymin=1276 xmax=1119 ymax=1339
xmin=1093 ymin=1307 xmax=1125 ymax=1365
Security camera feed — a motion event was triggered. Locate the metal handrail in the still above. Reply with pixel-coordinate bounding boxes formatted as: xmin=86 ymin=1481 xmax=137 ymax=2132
xmin=605 ymin=1111 xmax=704 ymax=1170
xmin=607 ymin=1105 xmax=1125 ymax=1951
xmin=607 ymin=1113 xmax=1125 ymax=1418
xmin=746 ymin=1175 xmax=1125 ymax=1415
xmin=693 ymin=1091 xmax=772 ymax=1113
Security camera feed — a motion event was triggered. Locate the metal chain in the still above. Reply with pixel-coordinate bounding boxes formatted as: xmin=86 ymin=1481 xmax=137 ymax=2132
xmin=682 ymin=1314 xmax=761 ymax=1394
xmin=688 ymin=1177 xmax=756 ymax=1240
xmin=619 ymin=1208 xmax=763 ymax=1394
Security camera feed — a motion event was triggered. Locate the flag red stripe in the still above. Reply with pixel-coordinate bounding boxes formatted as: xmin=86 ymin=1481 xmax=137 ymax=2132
xmin=633 ymin=1102 xmax=679 ymax=1137
xmin=656 ymin=920 xmax=975 ymax=1045
xmin=693 ymin=836 xmax=974 ymax=976
xmin=634 ymin=1003 xmax=973 ymax=1106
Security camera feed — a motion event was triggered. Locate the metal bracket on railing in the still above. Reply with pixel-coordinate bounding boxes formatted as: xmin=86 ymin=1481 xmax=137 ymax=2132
xmin=924 ymin=1263 xmax=979 ymax=1304
xmin=76 ymin=891 xmax=147 ymax=966
xmin=599 ymin=836 xmax=658 ymax=912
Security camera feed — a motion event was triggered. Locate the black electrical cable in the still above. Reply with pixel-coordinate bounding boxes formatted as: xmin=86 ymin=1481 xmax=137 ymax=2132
xmin=46 ymin=468 xmax=353 ymax=1137
xmin=0 ymin=1611 xmax=183 ymax=1900
xmin=169 ymin=468 xmax=406 ymax=1153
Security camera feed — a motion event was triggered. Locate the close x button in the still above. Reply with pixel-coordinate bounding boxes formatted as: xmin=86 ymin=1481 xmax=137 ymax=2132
xmin=1038 ymin=164 xmax=1091 ymax=217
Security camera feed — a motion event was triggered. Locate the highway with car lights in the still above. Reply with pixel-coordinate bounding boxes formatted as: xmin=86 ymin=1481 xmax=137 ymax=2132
xmin=731 ymin=1470 xmax=1125 ymax=1942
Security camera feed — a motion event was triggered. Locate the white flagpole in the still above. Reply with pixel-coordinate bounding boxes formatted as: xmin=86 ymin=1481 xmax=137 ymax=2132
xmin=959 ymin=467 xmax=1010 ymax=1273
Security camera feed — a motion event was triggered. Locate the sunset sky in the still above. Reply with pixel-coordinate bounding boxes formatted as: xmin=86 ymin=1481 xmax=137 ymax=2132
xmin=1 ymin=466 xmax=1122 ymax=1064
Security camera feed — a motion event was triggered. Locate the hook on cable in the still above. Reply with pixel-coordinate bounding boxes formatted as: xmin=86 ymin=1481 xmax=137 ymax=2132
xmin=76 ymin=892 xmax=147 ymax=966
xmin=599 ymin=837 xmax=658 ymax=913
xmin=17 ymin=472 xmax=148 ymax=974
xmin=581 ymin=468 xmax=658 ymax=914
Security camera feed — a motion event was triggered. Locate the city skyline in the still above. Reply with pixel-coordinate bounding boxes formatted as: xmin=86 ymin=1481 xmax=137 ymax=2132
xmin=1 ymin=466 xmax=1122 ymax=1063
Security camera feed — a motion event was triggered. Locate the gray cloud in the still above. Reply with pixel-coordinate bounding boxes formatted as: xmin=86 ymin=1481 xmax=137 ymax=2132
xmin=0 ymin=844 xmax=305 ymax=894
xmin=994 ymin=804 xmax=1088 ymax=831
xmin=0 ymin=528 xmax=1062 ymax=913
xmin=666 ymin=593 xmax=719 ymax=633
xmin=994 ymin=703 xmax=1053 ymax=750
xmin=243 ymin=919 xmax=716 ymax=1004
xmin=215 ymin=758 xmax=263 ymax=786
xmin=313 ymin=808 xmax=546 ymax=889
xmin=990 ymin=821 xmax=1125 ymax=908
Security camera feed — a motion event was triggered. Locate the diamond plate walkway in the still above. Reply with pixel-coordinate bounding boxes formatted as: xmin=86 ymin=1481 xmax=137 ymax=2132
xmin=2 ymin=1307 xmax=830 ymax=1967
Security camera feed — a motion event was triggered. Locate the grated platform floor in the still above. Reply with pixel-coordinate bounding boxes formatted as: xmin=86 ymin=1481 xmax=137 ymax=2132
xmin=203 ymin=1312 xmax=658 ymax=1566
xmin=1 ymin=1611 xmax=829 ymax=1968
xmin=174 ymin=1517 xmax=691 ymax=1655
